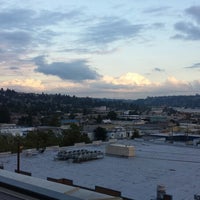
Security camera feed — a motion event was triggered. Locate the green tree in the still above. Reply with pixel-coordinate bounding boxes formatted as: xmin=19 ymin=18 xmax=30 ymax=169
xmin=23 ymin=131 xmax=38 ymax=149
xmin=0 ymin=106 xmax=10 ymax=123
xmin=96 ymin=115 xmax=102 ymax=124
xmin=23 ymin=130 xmax=59 ymax=149
xmin=0 ymin=134 xmax=14 ymax=152
xmin=94 ymin=126 xmax=107 ymax=141
xmin=49 ymin=115 xmax=60 ymax=127
xmin=0 ymin=134 xmax=24 ymax=153
xmin=17 ymin=114 xmax=33 ymax=126
xmin=131 ymin=129 xmax=140 ymax=139
xmin=107 ymin=111 xmax=117 ymax=120
xmin=61 ymin=124 xmax=90 ymax=146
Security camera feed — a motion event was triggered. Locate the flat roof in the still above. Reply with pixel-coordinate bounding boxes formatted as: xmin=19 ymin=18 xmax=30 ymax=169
xmin=1 ymin=140 xmax=200 ymax=200
xmin=0 ymin=187 xmax=39 ymax=200
xmin=0 ymin=170 xmax=82 ymax=200
xmin=0 ymin=169 xmax=122 ymax=200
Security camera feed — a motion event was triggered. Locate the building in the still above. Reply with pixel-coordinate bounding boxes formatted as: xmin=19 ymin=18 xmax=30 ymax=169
xmin=107 ymin=126 xmax=127 ymax=139
xmin=0 ymin=169 xmax=124 ymax=200
xmin=0 ymin=124 xmax=35 ymax=136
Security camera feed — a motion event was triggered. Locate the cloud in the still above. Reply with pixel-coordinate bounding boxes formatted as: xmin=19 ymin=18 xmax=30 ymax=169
xmin=0 ymin=31 xmax=32 ymax=48
xmin=1 ymin=79 xmax=45 ymax=92
xmin=152 ymin=23 xmax=165 ymax=29
xmin=0 ymin=7 xmax=143 ymax=56
xmin=173 ymin=22 xmax=200 ymax=40
xmin=62 ymin=46 xmax=118 ymax=55
xmin=8 ymin=66 xmax=19 ymax=70
xmin=185 ymin=62 xmax=200 ymax=69
xmin=153 ymin=67 xmax=165 ymax=72
xmin=103 ymin=73 xmax=151 ymax=86
xmin=0 ymin=9 xmax=35 ymax=29
xmin=151 ymin=76 xmax=198 ymax=96
xmin=2 ymin=71 xmax=199 ymax=99
xmin=0 ymin=8 xmax=81 ymax=30
xmin=143 ymin=6 xmax=170 ymax=14
xmin=186 ymin=6 xmax=200 ymax=24
xmin=87 ymin=76 xmax=198 ymax=99
xmin=173 ymin=6 xmax=200 ymax=41
xmin=81 ymin=17 xmax=143 ymax=46
xmin=0 ymin=8 xmax=84 ymax=55
xmin=34 ymin=56 xmax=101 ymax=82
xmin=192 ymin=80 xmax=200 ymax=90
xmin=163 ymin=76 xmax=187 ymax=86
xmin=54 ymin=75 xmax=199 ymax=99
xmin=44 ymin=73 xmax=153 ymax=98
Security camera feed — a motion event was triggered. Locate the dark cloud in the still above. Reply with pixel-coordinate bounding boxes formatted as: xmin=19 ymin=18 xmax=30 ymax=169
xmin=9 ymin=66 xmax=19 ymax=70
xmin=34 ymin=56 xmax=101 ymax=82
xmin=173 ymin=6 xmax=200 ymax=41
xmin=0 ymin=49 xmax=5 ymax=53
xmin=186 ymin=6 xmax=200 ymax=24
xmin=0 ymin=9 xmax=35 ymax=29
xmin=81 ymin=17 xmax=143 ymax=46
xmin=0 ymin=7 xmax=142 ymax=55
xmin=143 ymin=6 xmax=170 ymax=14
xmin=153 ymin=67 xmax=165 ymax=72
xmin=152 ymin=23 xmax=165 ymax=28
xmin=185 ymin=63 xmax=200 ymax=69
xmin=0 ymin=8 xmax=81 ymax=30
xmin=33 ymin=9 xmax=82 ymax=27
xmin=33 ymin=29 xmax=60 ymax=46
xmin=173 ymin=22 xmax=200 ymax=40
xmin=0 ymin=31 xmax=32 ymax=48
xmin=0 ymin=7 xmax=84 ymax=58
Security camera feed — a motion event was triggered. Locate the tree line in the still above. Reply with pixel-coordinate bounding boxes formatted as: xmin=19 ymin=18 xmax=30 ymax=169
xmin=0 ymin=125 xmax=87 ymax=153
xmin=0 ymin=124 xmax=109 ymax=153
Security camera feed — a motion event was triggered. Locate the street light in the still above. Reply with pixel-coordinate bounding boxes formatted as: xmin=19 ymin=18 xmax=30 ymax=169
xmin=16 ymin=139 xmax=23 ymax=173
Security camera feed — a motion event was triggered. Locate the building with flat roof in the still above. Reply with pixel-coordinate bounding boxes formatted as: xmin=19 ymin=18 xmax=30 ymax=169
xmin=0 ymin=169 xmax=123 ymax=200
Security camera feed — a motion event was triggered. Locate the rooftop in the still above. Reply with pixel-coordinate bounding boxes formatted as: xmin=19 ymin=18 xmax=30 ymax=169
xmin=1 ymin=140 xmax=200 ymax=200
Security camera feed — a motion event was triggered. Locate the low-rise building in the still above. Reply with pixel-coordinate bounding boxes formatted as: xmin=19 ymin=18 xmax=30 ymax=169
xmin=0 ymin=124 xmax=35 ymax=136
xmin=107 ymin=126 xmax=127 ymax=139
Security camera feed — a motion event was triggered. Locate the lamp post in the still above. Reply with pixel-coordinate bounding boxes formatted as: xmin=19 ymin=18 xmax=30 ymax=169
xmin=16 ymin=138 xmax=23 ymax=173
xmin=17 ymin=140 xmax=20 ymax=173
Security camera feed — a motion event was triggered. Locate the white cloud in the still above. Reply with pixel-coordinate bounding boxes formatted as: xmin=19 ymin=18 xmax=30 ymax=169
xmin=103 ymin=72 xmax=151 ymax=86
xmin=1 ymin=79 xmax=45 ymax=92
xmin=164 ymin=76 xmax=188 ymax=86
xmin=1 ymin=72 xmax=198 ymax=99
xmin=87 ymin=75 xmax=199 ymax=98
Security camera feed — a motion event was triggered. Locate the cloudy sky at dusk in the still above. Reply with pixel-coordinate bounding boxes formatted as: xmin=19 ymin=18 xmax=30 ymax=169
xmin=0 ymin=0 xmax=200 ymax=99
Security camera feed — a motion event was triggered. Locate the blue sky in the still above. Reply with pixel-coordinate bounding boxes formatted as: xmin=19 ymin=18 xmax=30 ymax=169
xmin=0 ymin=0 xmax=200 ymax=99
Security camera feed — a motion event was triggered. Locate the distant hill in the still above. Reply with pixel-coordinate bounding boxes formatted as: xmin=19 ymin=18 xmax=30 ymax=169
xmin=0 ymin=89 xmax=199 ymax=115
xmin=133 ymin=95 xmax=200 ymax=108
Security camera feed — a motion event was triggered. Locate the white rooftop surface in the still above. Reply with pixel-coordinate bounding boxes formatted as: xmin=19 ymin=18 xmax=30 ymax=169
xmin=1 ymin=140 xmax=200 ymax=200
xmin=0 ymin=169 xmax=120 ymax=200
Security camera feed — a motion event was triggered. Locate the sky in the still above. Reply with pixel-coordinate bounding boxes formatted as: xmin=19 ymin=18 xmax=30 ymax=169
xmin=0 ymin=0 xmax=200 ymax=99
